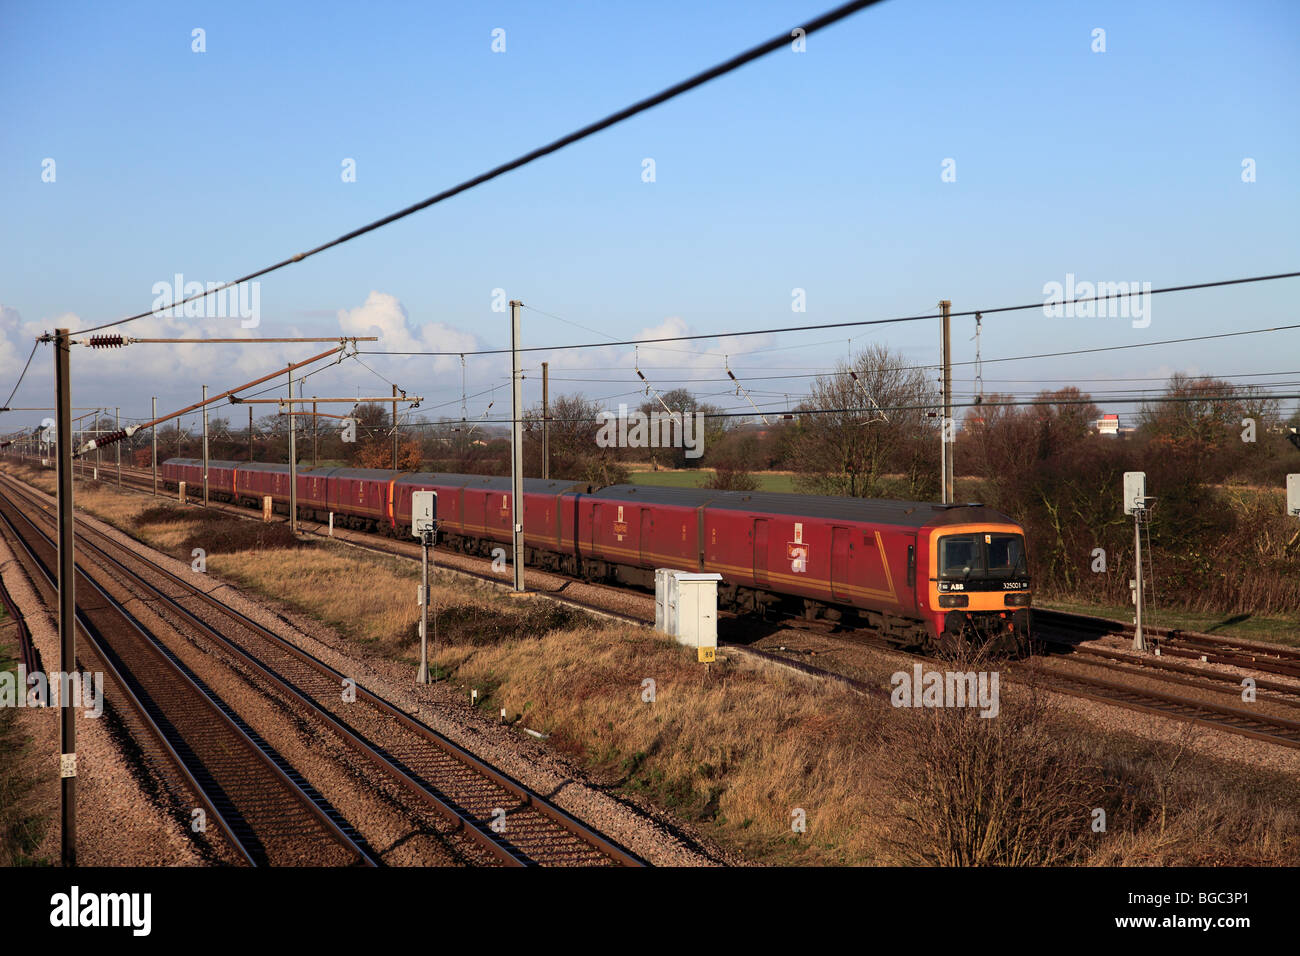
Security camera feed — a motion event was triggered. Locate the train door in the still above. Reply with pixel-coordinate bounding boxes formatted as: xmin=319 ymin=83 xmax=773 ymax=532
xmin=639 ymin=508 xmax=653 ymax=566
xmin=831 ymin=527 xmax=852 ymax=603
xmin=590 ymin=502 xmax=603 ymax=558
xmin=753 ymin=518 xmax=770 ymax=587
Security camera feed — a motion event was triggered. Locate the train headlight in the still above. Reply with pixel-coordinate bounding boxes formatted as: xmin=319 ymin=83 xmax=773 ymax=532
xmin=938 ymin=594 xmax=969 ymax=608
xmin=1004 ymin=592 xmax=1032 ymax=607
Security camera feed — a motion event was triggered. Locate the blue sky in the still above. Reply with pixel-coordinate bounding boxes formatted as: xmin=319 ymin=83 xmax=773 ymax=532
xmin=2 ymin=0 xmax=1298 ymax=432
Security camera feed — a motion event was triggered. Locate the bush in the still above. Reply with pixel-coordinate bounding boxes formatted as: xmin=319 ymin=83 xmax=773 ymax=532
xmin=877 ymin=652 xmax=1100 ymax=865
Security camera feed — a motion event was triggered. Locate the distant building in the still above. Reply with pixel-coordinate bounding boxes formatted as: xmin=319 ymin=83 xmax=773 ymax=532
xmin=1095 ymin=413 xmax=1120 ymax=436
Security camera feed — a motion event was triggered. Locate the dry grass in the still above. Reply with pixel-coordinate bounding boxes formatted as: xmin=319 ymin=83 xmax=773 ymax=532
xmin=441 ymin=632 xmax=1300 ymax=866
xmin=440 ymin=626 xmax=895 ymax=864
xmin=7 ymin=463 xmax=1299 ymax=866
xmin=0 ymin=615 xmax=50 ymax=866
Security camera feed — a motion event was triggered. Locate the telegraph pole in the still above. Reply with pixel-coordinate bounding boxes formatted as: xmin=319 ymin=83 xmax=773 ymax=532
xmin=248 ymin=406 xmax=254 ymax=462
xmin=940 ymin=299 xmax=953 ymax=503
xmin=392 ymin=384 xmax=399 ymax=470
xmin=53 ymin=329 xmax=76 ymax=866
xmin=541 ymin=361 xmax=549 ymax=480
xmin=288 ymin=365 xmax=297 ymax=534
xmin=151 ymin=397 xmax=158 ymax=495
xmin=312 ymin=397 xmax=318 ymax=467
xmin=115 ymin=406 xmax=121 ymax=486
xmin=201 ymin=386 xmax=209 ymax=506
xmin=509 ymin=300 xmax=524 ymax=591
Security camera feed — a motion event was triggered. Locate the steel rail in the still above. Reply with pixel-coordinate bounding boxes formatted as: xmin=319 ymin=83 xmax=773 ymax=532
xmin=0 ymin=487 xmax=374 ymax=866
xmin=0 ymin=471 xmax=643 ymax=867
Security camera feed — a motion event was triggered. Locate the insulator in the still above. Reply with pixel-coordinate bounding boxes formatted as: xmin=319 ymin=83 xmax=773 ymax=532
xmin=89 ymin=335 xmax=125 ymax=349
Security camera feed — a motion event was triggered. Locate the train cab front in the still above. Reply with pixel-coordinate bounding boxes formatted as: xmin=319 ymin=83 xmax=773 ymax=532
xmin=928 ymin=525 xmax=1032 ymax=656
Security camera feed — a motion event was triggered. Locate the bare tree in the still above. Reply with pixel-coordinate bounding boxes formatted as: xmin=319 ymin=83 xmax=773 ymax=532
xmin=524 ymin=393 xmax=628 ymax=485
xmin=787 ymin=344 xmax=939 ymax=498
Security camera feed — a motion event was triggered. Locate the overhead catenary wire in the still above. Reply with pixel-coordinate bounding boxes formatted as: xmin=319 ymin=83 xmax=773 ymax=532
xmin=358 ymin=272 xmax=1300 ymax=357
xmin=395 ymin=390 xmax=1300 ymax=427
xmin=0 ymin=340 xmax=41 ymax=413
xmin=68 ymin=0 xmax=888 ymax=338
xmin=506 ymin=320 xmax=1300 ymax=384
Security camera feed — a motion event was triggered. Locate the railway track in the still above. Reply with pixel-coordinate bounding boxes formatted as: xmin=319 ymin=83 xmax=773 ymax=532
xmin=724 ymin=623 xmax=1300 ymax=751
xmin=0 ymin=572 xmax=41 ymax=677
xmin=0 ymin=472 xmax=643 ymax=867
xmin=1035 ymin=608 xmax=1300 ymax=679
xmin=14 ymin=459 xmax=1300 ymax=756
xmin=0 ymin=484 xmax=372 ymax=866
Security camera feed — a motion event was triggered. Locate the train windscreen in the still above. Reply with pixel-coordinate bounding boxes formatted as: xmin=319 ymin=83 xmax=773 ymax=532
xmin=938 ymin=533 xmax=1026 ymax=579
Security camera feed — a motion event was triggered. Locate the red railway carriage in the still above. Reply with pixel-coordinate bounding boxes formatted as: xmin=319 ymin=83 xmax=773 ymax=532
xmin=317 ymin=467 xmax=393 ymax=526
xmin=205 ymin=461 xmax=239 ymax=495
xmin=161 ymin=458 xmax=203 ymax=488
xmin=579 ymin=485 xmax=1030 ymax=652
xmin=158 ymin=459 xmax=1030 ymax=652
xmin=406 ymin=474 xmax=588 ymax=561
xmin=237 ymin=462 xmax=294 ymax=503
xmin=391 ymin=472 xmax=470 ymax=534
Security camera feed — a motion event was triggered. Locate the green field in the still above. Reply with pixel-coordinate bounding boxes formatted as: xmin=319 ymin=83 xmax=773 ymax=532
xmin=627 ymin=470 xmax=798 ymax=493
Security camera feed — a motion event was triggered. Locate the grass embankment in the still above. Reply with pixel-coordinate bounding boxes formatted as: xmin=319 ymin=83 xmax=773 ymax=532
xmin=0 ymin=604 xmax=50 ymax=865
xmin=5 ymin=464 xmax=1294 ymax=866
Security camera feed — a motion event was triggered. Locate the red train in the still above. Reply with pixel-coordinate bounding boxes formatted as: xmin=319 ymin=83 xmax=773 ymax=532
xmin=161 ymin=459 xmax=1032 ymax=653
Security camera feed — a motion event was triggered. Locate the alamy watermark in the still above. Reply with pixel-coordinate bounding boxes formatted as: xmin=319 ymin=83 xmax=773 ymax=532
xmin=1042 ymin=273 xmax=1151 ymax=328
xmin=50 ymin=886 xmax=151 ymax=936
xmin=1 ymin=667 xmax=104 ymax=717
xmin=890 ymin=663 xmax=999 ymax=718
xmin=151 ymin=273 xmax=261 ymax=328
xmin=595 ymin=404 xmax=706 ymax=459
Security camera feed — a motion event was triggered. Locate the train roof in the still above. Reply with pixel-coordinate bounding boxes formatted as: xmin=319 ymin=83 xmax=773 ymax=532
xmin=159 ymin=461 xmax=1010 ymax=526
xmin=163 ymin=460 xmax=587 ymax=493
xmin=164 ymin=458 xmax=249 ymax=470
xmin=592 ymin=483 xmax=1014 ymax=528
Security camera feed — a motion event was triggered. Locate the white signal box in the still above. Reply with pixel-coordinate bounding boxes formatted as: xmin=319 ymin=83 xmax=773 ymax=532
xmin=655 ymin=569 xmax=722 ymax=661
xmin=1287 ymin=474 xmax=1300 ymax=517
xmin=1123 ymin=472 xmax=1146 ymax=515
xmin=411 ymin=491 xmax=437 ymax=536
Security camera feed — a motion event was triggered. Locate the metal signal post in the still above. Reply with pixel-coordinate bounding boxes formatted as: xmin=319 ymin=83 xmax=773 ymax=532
xmin=417 ymin=527 xmax=434 ymax=683
xmin=288 ymin=365 xmax=297 ymax=534
xmin=509 ymin=300 xmax=524 ymax=592
xmin=940 ymin=299 xmax=954 ymax=504
xmin=202 ymin=386 xmax=209 ymax=506
xmin=53 ymin=329 xmax=77 ymax=866
xmin=151 ymin=397 xmax=158 ymax=495
xmin=1124 ymin=472 xmax=1154 ymax=652
xmin=542 ymin=361 xmax=550 ymax=480
xmin=411 ymin=491 xmax=438 ymax=684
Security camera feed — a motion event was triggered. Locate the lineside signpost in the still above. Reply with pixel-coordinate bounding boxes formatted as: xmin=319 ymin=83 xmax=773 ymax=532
xmin=412 ymin=491 xmax=438 ymax=684
xmin=1123 ymin=472 xmax=1155 ymax=652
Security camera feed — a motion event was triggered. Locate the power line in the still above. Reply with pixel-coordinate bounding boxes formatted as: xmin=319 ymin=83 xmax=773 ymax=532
xmin=71 ymin=0 xmax=887 ymax=337
xmin=544 ymin=320 xmax=1300 ymax=380
xmin=0 ymin=341 xmax=42 ymax=413
xmin=543 ymin=367 xmax=1300 ymax=386
xmin=360 ymin=273 xmax=1300 ymax=357
xmin=400 ymin=391 xmax=1300 ymax=426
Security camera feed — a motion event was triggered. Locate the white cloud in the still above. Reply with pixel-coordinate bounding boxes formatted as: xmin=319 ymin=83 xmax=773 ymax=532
xmin=0 ymin=293 xmax=490 ymax=430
